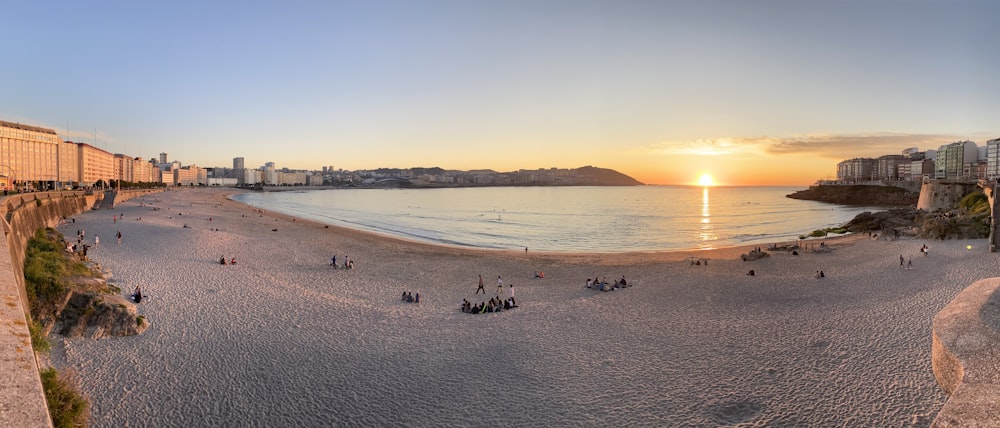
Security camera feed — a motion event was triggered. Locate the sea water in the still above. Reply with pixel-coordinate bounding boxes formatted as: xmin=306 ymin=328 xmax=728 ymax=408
xmin=231 ymin=186 xmax=885 ymax=252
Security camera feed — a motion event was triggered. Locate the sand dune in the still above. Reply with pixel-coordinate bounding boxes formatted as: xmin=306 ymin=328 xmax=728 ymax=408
xmin=47 ymin=187 xmax=994 ymax=426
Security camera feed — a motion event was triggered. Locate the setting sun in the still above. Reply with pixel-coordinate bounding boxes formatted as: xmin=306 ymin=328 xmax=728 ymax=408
xmin=697 ymin=173 xmax=714 ymax=186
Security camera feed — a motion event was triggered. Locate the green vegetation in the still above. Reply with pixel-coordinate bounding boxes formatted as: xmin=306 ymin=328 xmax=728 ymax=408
xmin=29 ymin=320 xmax=50 ymax=354
xmin=40 ymin=368 xmax=90 ymax=428
xmin=803 ymin=227 xmax=849 ymax=238
xmin=136 ymin=315 xmax=145 ymax=328
xmin=959 ymin=191 xmax=990 ymax=215
xmin=24 ymin=228 xmax=100 ymax=315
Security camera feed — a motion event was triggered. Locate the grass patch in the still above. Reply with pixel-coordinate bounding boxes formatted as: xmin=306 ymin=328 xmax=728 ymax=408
xmin=40 ymin=367 xmax=90 ymax=428
xmin=136 ymin=315 xmax=145 ymax=328
xmin=29 ymin=320 xmax=50 ymax=354
xmin=24 ymin=228 xmax=99 ymax=317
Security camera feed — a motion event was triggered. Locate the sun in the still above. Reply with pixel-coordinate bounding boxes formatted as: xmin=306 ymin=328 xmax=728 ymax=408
xmin=697 ymin=173 xmax=714 ymax=187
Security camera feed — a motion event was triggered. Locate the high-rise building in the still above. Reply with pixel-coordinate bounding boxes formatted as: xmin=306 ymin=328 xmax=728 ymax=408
xmin=159 ymin=152 xmax=168 ymax=164
xmin=233 ymin=157 xmax=244 ymax=170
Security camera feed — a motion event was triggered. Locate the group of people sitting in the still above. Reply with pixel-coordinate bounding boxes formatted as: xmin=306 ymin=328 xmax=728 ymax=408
xmin=401 ymin=291 xmax=420 ymax=303
xmin=461 ymin=296 xmax=517 ymax=314
xmin=586 ymin=276 xmax=629 ymax=292
xmin=220 ymin=256 xmax=237 ymax=265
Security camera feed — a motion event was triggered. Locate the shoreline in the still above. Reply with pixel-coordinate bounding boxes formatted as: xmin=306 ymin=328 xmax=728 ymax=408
xmin=221 ymin=187 xmax=866 ymax=264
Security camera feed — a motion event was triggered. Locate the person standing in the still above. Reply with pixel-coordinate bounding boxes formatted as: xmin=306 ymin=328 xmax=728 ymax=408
xmin=94 ymin=235 xmax=99 ymax=247
xmin=116 ymin=230 xmax=122 ymax=245
xmin=475 ymin=275 xmax=485 ymax=294
xmin=496 ymin=275 xmax=503 ymax=295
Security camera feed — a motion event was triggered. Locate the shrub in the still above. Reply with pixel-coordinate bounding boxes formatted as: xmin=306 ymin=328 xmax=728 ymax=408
xmin=40 ymin=367 xmax=90 ymax=428
xmin=959 ymin=192 xmax=990 ymax=215
xmin=29 ymin=320 xmax=50 ymax=354
xmin=136 ymin=315 xmax=145 ymax=328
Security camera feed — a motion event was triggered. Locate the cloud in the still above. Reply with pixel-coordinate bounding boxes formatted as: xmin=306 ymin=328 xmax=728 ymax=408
xmin=763 ymin=133 xmax=969 ymax=159
xmin=647 ymin=133 xmax=986 ymax=159
xmin=644 ymin=137 xmax=769 ymax=156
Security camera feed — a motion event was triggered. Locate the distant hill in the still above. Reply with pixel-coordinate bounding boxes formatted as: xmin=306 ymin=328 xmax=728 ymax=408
xmin=570 ymin=166 xmax=644 ymax=186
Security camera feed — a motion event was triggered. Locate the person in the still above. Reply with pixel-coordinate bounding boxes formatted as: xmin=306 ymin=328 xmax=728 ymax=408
xmin=586 ymin=278 xmax=592 ymax=288
xmin=509 ymin=283 xmax=515 ymax=299
xmin=94 ymin=235 xmax=99 ymax=247
xmin=476 ymin=275 xmax=485 ymax=294
xmin=402 ymin=291 xmax=408 ymax=301
xmin=414 ymin=293 xmax=420 ymax=304
xmin=619 ymin=276 xmax=627 ymax=287
xmin=116 ymin=230 xmax=122 ymax=245
xmin=747 ymin=269 xmax=755 ymax=276
xmin=220 ymin=256 xmax=227 ymax=265
xmin=230 ymin=258 xmax=237 ymax=265
xmin=900 ymin=254 xmax=904 ymax=267
xmin=496 ymin=275 xmax=503 ymax=294
xmin=331 ymin=255 xmax=337 ymax=267
xmin=132 ymin=285 xmax=143 ymax=303
xmin=906 ymin=258 xmax=913 ymax=269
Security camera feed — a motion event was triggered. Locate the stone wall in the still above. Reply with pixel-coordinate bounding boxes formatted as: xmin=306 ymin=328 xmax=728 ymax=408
xmin=917 ymin=180 xmax=980 ymax=212
xmin=931 ymin=278 xmax=1000 ymax=426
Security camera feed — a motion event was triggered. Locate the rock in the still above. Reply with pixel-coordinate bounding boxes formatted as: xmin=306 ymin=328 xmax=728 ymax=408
xmin=787 ymin=185 xmax=919 ymax=206
xmin=52 ymin=292 xmax=148 ymax=339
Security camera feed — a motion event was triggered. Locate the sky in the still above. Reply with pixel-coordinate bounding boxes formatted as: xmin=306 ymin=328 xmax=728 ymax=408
xmin=2 ymin=0 xmax=998 ymax=186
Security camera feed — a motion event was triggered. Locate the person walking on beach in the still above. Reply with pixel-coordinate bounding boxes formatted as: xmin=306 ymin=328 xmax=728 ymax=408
xmin=116 ymin=230 xmax=122 ymax=245
xmin=899 ymin=254 xmax=904 ymax=268
xmin=907 ymin=258 xmax=913 ymax=269
xmin=496 ymin=275 xmax=503 ymax=294
xmin=94 ymin=235 xmax=99 ymax=247
xmin=475 ymin=275 xmax=485 ymax=294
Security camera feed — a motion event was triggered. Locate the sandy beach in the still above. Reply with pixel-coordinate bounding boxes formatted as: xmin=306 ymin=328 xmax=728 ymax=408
xmin=47 ymin=187 xmax=999 ymax=426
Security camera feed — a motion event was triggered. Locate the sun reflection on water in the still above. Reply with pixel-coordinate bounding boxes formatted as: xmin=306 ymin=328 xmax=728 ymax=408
xmin=698 ymin=187 xmax=717 ymax=249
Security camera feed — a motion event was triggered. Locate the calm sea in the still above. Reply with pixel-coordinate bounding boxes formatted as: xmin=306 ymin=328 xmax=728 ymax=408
xmin=231 ymin=186 xmax=883 ymax=253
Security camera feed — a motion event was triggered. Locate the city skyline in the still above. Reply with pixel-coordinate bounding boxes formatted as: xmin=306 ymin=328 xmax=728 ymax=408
xmin=3 ymin=1 xmax=998 ymax=186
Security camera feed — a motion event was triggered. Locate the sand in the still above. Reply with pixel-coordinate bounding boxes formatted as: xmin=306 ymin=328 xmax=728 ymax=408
xmin=46 ymin=187 xmax=997 ymax=426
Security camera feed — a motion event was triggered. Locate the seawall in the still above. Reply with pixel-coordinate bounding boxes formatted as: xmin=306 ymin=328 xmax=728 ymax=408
xmin=931 ymin=278 xmax=1000 ymax=426
xmin=917 ymin=180 xmax=980 ymax=212
xmin=0 ymin=189 xmax=161 ymax=427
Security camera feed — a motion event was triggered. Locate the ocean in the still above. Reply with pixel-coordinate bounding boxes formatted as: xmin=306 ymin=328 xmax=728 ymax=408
xmin=231 ymin=186 xmax=885 ymax=252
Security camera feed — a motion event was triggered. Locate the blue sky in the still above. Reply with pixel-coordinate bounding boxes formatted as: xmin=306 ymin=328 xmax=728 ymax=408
xmin=3 ymin=0 xmax=997 ymax=185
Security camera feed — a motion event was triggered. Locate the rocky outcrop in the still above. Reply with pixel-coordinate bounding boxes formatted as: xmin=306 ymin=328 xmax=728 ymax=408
xmin=841 ymin=208 xmax=990 ymax=240
xmin=787 ymin=185 xmax=918 ymax=206
xmin=52 ymin=292 xmax=146 ymax=339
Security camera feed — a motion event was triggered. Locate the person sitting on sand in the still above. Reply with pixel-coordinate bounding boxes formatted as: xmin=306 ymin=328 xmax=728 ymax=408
xmin=586 ymin=278 xmax=592 ymax=288
xmin=747 ymin=269 xmax=755 ymax=276
xmin=132 ymin=285 xmax=143 ymax=303
xmin=230 ymin=258 xmax=237 ymax=265
xmin=619 ymin=276 xmax=627 ymax=287
xmin=220 ymin=256 xmax=227 ymax=265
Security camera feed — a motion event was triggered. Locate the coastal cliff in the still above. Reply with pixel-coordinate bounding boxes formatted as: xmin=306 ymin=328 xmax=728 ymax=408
xmin=786 ymin=185 xmax=918 ymax=206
